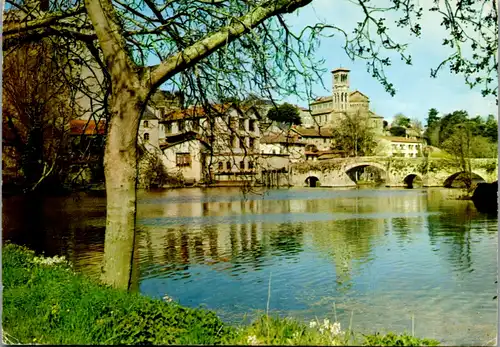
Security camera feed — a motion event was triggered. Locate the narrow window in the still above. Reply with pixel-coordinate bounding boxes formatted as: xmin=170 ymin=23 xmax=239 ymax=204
xmin=144 ymin=133 xmax=150 ymax=141
xmin=143 ymin=120 xmax=149 ymax=128
xmin=239 ymin=138 xmax=245 ymax=149
xmin=226 ymin=161 xmax=231 ymax=170
xmin=218 ymin=162 xmax=223 ymax=171
xmin=166 ymin=123 xmax=172 ymax=133
xmin=178 ymin=121 xmax=185 ymax=132
xmin=249 ymin=119 xmax=255 ymax=132
xmin=249 ymin=161 xmax=254 ymax=169
xmin=176 ymin=153 xmax=191 ymax=167
xmin=240 ymin=160 xmax=245 ymax=170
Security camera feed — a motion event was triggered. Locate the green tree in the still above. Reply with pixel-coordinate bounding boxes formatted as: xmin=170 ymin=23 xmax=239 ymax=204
xmin=266 ymin=103 xmax=302 ymax=125
xmin=439 ymin=110 xmax=469 ymax=145
xmin=441 ymin=121 xmax=475 ymax=191
xmin=484 ymin=114 xmax=498 ymax=142
xmin=389 ymin=126 xmax=406 ymax=137
xmin=424 ymin=108 xmax=441 ymax=146
xmin=331 ymin=110 xmax=376 ymax=157
xmin=391 ymin=113 xmax=411 ymax=128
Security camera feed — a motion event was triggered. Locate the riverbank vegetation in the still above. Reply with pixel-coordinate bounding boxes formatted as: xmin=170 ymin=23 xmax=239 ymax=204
xmin=3 ymin=243 xmax=440 ymax=346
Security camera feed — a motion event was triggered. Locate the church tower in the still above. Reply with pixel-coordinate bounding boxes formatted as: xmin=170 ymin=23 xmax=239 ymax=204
xmin=332 ymin=68 xmax=350 ymax=111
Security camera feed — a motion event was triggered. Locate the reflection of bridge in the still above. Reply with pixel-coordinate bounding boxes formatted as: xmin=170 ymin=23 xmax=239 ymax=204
xmin=290 ymin=156 xmax=498 ymax=187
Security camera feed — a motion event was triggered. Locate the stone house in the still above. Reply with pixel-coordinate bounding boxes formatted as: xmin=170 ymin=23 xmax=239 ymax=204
xmin=159 ymin=132 xmax=211 ymax=184
xmin=290 ymin=126 xmax=334 ymax=151
xmin=378 ymin=136 xmax=424 ymax=158
xmin=260 ymin=132 xmax=307 ymax=163
xmin=160 ymin=103 xmax=263 ymax=184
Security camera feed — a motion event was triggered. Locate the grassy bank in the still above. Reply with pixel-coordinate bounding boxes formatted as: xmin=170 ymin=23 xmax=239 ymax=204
xmin=3 ymin=244 xmax=440 ymax=346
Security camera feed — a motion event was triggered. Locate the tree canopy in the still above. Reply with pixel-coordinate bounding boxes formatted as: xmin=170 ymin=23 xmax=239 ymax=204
xmin=266 ymin=103 xmax=302 ymax=125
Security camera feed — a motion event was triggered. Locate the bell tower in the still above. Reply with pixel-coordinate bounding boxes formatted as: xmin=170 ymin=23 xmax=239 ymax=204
xmin=332 ymin=68 xmax=350 ymax=111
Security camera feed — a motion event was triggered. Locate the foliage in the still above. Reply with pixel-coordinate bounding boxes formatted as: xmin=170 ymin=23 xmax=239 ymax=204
xmin=363 ymin=332 xmax=440 ymax=346
xmin=392 ymin=113 xmax=411 ymax=128
xmin=441 ymin=122 xmax=476 ymax=190
xmin=331 ymin=110 xmax=377 ymax=157
xmin=266 ymin=103 xmax=302 ymax=126
xmin=3 ymin=243 xmax=233 ymax=345
xmin=3 ymin=243 xmax=441 ymax=346
xmin=389 ymin=126 xmax=407 ymax=137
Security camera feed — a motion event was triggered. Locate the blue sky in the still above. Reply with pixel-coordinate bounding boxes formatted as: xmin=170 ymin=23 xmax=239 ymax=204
xmin=281 ymin=0 xmax=498 ymax=123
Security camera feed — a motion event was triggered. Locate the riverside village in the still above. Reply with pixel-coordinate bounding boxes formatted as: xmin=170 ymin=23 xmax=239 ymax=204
xmin=2 ymin=1 xmax=499 ymax=346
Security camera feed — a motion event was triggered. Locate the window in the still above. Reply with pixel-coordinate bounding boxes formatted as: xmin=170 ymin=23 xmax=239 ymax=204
xmin=226 ymin=161 xmax=231 ymax=170
xmin=176 ymin=153 xmax=191 ymax=167
xmin=240 ymin=160 xmax=245 ymax=170
xmin=178 ymin=121 xmax=185 ymax=132
xmin=239 ymin=119 xmax=245 ymax=131
xmin=272 ymin=149 xmax=276 ymax=154
xmin=166 ymin=123 xmax=172 ymax=133
xmin=239 ymin=138 xmax=245 ymax=149
xmin=249 ymin=119 xmax=255 ymax=132
xmin=249 ymin=138 xmax=255 ymax=149
xmin=143 ymin=120 xmax=149 ymax=128
xmin=144 ymin=133 xmax=150 ymax=141
xmin=229 ymin=135 xmax=235 ymax=147
xmin=249 ymin=161 xmax=254 ymax=169
xmin=218 ymin=162 xmax=223 ymax=171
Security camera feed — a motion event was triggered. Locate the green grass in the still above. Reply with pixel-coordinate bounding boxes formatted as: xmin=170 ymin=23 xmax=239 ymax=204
xmin=3 ymin=243 xmax=440 ymax=346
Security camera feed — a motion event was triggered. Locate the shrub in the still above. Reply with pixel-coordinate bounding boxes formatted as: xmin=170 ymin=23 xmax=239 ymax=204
xmin=363 ymin=332 xmax=440 ymax=346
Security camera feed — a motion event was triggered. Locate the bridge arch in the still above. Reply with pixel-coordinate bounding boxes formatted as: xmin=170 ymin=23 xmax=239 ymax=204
xmin=344 ymin=162 xmax=387 ymax=185
xmin=305 ymin=176 xmax=320 ymax=187
xmin=443 ymin=171 xmax=486 ymax=188
xmin=403 ymin=174 xmax=422 ymax=189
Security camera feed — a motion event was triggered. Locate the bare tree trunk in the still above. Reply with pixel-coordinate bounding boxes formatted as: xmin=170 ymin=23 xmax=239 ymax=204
xmin=100 ymin=95 xmax=142 ymax=289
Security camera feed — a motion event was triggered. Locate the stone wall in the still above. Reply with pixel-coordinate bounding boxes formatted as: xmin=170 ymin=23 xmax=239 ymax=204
xmin=290 ymin=156 xmax=498 ymax=187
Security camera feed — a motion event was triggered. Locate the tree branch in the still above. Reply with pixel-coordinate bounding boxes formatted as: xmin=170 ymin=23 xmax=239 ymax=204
xmin=146 ymin=0 xmax=312 ymax=91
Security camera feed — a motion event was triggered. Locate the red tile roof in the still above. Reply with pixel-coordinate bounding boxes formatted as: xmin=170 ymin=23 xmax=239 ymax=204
xmin=69 ymin=120 xmax=106 ymax=135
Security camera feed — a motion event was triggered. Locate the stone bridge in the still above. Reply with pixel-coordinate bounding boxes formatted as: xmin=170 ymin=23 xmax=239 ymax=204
xmin=290 ymin=156 xmax=498 ymax=188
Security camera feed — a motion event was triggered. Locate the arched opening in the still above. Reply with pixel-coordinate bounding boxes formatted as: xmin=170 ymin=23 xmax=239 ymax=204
xmin=404 ymin=174 xmax=423 ymax=189
xmin=346 ymin=164 xmax=386 ymax=186
xmin=305 ymin=176 xmax=320 ymax=188
xmin=443 ymin=172 xmax=486 ymax=188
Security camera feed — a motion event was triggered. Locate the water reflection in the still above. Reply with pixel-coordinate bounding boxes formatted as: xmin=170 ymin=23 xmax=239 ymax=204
xmin=2 ymin=187 xmax=497 ymax=345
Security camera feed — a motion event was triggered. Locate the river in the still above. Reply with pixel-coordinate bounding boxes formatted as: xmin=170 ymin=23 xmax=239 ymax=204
xmin=2 ymin=187 xmax=497 ymax=345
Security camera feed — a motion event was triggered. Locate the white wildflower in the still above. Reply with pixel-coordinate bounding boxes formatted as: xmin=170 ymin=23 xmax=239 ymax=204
xmin=309 ymin=321 xmax=317 ymax=328
xmin=329 ymin=322 xmax=341 ymax=336
xmin=162 ymin=294 xmax=173 ymax=303
xmin=32 ymin=255 xmax=68 ymax=266
xmin=319 ymin=327 xmax=324 ymax=334
xmin=292 ymin=331 xmax=300 ymax=339
xmin=247 ymin=335 xmax=259 ymax=345
xmin=323 ymin=318 xmax=330 ymax=328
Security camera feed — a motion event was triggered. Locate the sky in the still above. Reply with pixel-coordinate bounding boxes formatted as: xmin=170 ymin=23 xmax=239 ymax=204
xmin=281 ymin=0 xmax=498 ymax=123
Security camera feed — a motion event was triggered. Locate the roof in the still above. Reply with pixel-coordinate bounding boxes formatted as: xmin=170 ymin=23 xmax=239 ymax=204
xmin=291 ymin=126 xmax=334 ymax=137
xmin=310 ymin=96 xmax=333 ymax=104
xmin=349 ymin=90 xmax=369 ymax=102
xmin=332 ymin=68 xmax=351 ymax=73
xmin=69 ymin=119 xmax=106 ymax=135
xmin=260 ymin=133 xmax=306 ymax=146
xmin=368 ymin=110 xmax=384 ymax=119
xmin=159 ymin=131 xmax=211 ymax=150
xmin=142 ymin=107 xmax=158 ymax=121
xmin=163 ymin=103 xmax=261 ymax=121
xmin=382 ymin=136 xmax=423 ymax=144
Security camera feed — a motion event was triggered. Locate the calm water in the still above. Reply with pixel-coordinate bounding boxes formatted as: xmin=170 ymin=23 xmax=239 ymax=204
xmin=2 ymin=187 xmax=498 ymax=345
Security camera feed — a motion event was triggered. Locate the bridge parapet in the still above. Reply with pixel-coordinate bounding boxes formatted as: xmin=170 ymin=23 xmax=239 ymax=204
xmin=290 ymin=156 xmax=497 ymax=187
